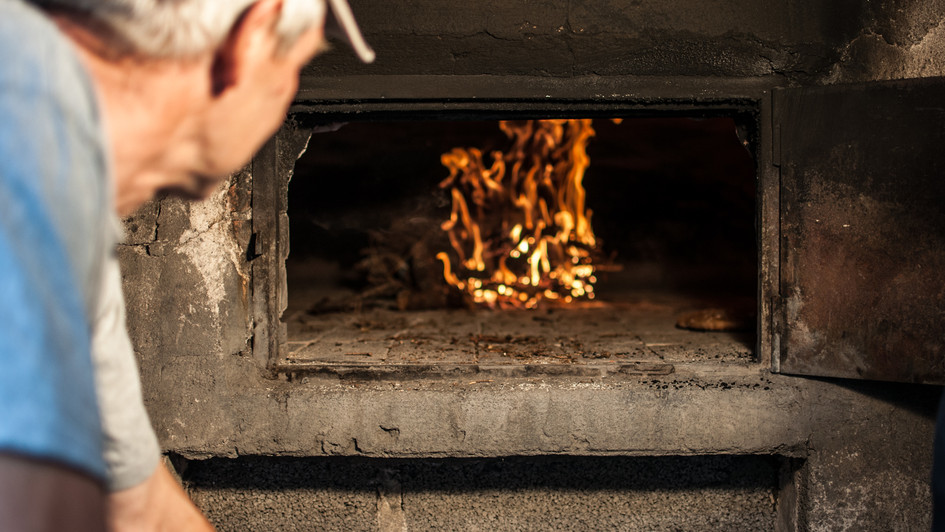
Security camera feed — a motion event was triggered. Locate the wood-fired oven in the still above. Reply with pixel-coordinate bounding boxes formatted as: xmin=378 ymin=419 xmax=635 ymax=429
xmin=120 ymin=1 xmax=945 ymax=528
xmin=249 ymin=75 xmax=945 ymax=386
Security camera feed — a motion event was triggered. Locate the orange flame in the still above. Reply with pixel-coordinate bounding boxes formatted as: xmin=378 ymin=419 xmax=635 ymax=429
xmin=438 ymin=119 xmax=600 ymax=309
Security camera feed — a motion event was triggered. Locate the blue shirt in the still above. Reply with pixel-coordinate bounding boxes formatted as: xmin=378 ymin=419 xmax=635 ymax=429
xmin=0 ymin=0 xmax=109 ymax=481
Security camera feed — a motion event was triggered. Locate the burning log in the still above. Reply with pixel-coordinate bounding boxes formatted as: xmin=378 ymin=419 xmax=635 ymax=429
xmin=437 ymin=119 xmax=603 ymax=309
xmin=353 ymin=216 xmax=453 ymax=311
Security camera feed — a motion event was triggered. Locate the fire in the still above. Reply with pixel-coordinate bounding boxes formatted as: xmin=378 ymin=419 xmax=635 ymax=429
xmin=436 ymin=119 xmax=601 ymax=309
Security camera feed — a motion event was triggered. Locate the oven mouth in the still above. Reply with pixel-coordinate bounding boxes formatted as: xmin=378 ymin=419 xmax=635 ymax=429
xmin=271 ymin=110 xmax=759 ymax=379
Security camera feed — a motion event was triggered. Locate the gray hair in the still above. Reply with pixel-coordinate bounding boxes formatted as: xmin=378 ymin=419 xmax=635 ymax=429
xmin=31 ymin=0 xmax=326 ymax=58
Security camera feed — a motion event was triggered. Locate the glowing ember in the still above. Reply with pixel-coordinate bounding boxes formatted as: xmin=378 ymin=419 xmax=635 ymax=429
xmin=436 ymin=119 xmax=601 ymax=309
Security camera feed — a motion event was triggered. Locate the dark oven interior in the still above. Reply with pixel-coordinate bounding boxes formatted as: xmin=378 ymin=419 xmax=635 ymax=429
xmin=280 ymin=114 xmax=758 ymax=375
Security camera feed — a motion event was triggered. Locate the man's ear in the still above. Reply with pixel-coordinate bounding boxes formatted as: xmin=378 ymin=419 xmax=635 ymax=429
xmin=211 ymin=0 xmax=284 ymax=96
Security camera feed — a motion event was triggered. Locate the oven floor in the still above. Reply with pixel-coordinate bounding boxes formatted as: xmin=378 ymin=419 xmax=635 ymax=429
xmin=282 ymin=264 xmax=754 ymax=372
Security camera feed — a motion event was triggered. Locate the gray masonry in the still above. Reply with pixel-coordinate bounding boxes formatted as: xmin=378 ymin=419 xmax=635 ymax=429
xmin=120 ymin=0 xmax=945 ymax=529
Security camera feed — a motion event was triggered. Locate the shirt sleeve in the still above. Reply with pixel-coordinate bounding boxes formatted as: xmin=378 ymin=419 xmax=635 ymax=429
xmin=91 ymin=230 xmax=162 ymax=492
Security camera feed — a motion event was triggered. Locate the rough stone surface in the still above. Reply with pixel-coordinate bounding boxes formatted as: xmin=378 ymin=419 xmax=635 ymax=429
xmin=120 ymin=171 xmax=254 ymax=452
xmin=304 ymin=0 xmax=862 ymax=81
xmin=826 ymin=0 xmax=945 ymax=82
xmin=801 ymin=380 xmax=939 ymax=531
xmin=303 ymin=0 xmax=945 ymax=88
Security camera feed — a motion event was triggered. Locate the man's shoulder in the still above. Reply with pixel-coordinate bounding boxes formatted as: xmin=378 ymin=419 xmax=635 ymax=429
xmin=0 ymin=1 xmax=100 ymax=126
xmin=0 ymin=0 xmax=109 ymax=301
xmin=0 ymin=1 xmax=73 ymax=61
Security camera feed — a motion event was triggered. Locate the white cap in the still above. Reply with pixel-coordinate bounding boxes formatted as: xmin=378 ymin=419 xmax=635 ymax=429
xmin=325 ymin=0 xmax=375 ymax=63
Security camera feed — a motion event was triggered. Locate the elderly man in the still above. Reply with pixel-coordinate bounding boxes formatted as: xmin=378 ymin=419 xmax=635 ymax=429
xmin=0 ymin=0 xmax=372 ymax=530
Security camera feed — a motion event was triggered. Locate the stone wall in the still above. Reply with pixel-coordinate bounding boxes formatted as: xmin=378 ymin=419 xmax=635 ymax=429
xmin=306 ymin=0 xmax=859 ymax=81
xmin=120 ymin=1 xmax=945 ymax=529
xmin=307 ymin=0 xmax=945 ymax=83
xmin=826 ymin=0 xmax=945 ymax=82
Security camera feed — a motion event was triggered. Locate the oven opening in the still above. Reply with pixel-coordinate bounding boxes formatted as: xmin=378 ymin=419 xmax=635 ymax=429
xmin=281 ymin=116 xmax=757 ymax=375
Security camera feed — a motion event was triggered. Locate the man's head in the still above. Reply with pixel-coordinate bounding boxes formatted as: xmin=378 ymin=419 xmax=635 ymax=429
xmin=35 ymin=0 xmax=372 ymax=214
xmin=34 ymin=0 xmax=326 ymax=59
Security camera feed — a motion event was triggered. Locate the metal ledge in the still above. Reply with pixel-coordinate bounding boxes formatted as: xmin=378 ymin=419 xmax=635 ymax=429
xmin=291 ymin=74 xmax=776 ymax=119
